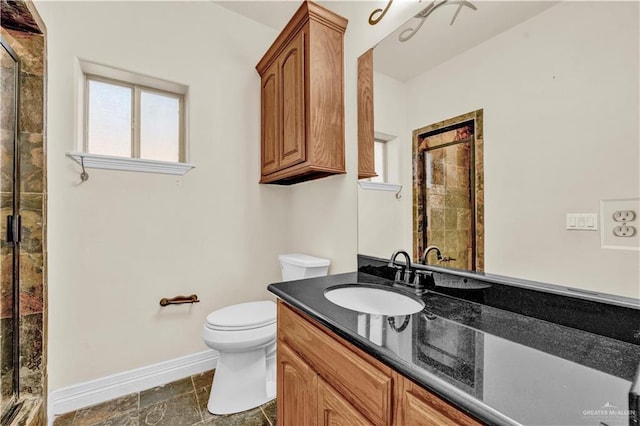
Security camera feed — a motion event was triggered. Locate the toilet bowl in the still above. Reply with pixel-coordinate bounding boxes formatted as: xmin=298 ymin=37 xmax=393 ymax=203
xmin=201 ymin=253 xmax=330 ymax=415
xmin=202 ymin=301 xmax=276 ymax=415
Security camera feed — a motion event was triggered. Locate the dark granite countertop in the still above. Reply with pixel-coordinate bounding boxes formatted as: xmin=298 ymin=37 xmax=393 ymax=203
xmin=268 ymin=272 xmax=640 ymax=426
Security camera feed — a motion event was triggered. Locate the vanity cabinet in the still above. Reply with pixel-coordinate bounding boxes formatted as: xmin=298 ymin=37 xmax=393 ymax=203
xmin=318 ymin=377 xmax=374 ymax=425
xmin=256 ymin=1 xmax=347 ymax=185
xmin=278 ymin=300 xmax=392 ymax=425
xmin=277 ymin=301 xmax=482 ymax=425
xmin=278 ymin=343 xmax=318 ymax=424
xmin=395 ymin=375 xmax=481 ymax=426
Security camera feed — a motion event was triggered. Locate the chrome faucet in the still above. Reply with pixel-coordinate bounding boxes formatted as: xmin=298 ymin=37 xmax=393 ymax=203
xmin=388 ymin=249 xmax=433 ymax=296
xmin=388 ymin=250 xmax=412 ymax=284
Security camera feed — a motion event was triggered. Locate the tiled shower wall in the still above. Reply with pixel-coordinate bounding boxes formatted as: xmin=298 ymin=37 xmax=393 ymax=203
xmin=422 ymin=137 xmax=473 ymax=270
xmin=0 ymin=1 xmax=47 ymax=421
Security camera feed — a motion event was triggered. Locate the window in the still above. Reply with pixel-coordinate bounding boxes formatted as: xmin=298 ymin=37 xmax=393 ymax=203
xmin=85 ymin=74 xmax=185 ymax=163
xmin=359 ymin=131 xmax=401 ymax=193
xmin=370 ymin=138 xmax=388 ymax=183
xmin=69 ymin=61 xmax=193 ymax=175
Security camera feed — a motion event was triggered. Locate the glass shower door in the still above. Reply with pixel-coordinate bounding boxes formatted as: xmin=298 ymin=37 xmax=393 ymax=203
xmin=0 ymin=36 xmax=19 ymax=418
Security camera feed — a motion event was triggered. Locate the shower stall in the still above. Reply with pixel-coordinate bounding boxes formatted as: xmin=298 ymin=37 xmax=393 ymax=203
xmin=1 ymin=35 xmax=22 ymax=421
xmin=0 ymin=2 xmax=46 ymax=422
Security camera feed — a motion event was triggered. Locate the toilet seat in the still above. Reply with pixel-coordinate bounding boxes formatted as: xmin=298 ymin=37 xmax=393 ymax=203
xmin=205 ymin=301 xmax=276 ymax=331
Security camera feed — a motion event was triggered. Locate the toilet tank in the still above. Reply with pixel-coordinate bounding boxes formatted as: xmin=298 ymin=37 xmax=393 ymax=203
xmin=279 ymin=253 xmax=330 ymax=282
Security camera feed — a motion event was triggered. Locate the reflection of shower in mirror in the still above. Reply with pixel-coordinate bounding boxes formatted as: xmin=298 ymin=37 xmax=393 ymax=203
xmin=412 ymin=110 xmax=484 ymax=271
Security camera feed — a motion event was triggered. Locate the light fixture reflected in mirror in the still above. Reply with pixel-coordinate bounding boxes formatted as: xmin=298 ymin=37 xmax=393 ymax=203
xmin=368 ymin=0 xmax=477 ymax=42
xmin=399 ymin=0 xmax=477 ymax=42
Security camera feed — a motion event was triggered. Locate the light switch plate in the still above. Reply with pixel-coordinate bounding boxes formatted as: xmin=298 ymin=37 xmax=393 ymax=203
xmin=600 ymin=198 xmax=640 ymax=250
xmin=566 ymin=213 xmax=598 ymax=231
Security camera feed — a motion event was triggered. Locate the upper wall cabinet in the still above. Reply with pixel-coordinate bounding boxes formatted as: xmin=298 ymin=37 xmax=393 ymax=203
xmin=357 ymin=48 xmax=376 ymax=179
xmin=256 ymin=1 xmax=348 ymax=185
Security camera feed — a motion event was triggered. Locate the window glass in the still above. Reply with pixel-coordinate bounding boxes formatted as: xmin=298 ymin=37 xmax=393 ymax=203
xmin=87 ymin=80 xmax=132 ymax=157
xmin=371 ymin=139 xmax=387 ymax=183
xmin=140 ymin=91 xmax=180 ymax=162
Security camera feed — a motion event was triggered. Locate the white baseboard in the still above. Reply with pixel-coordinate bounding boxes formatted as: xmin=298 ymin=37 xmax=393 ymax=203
xmin=48 ymin=349 xmax=218 ymax=423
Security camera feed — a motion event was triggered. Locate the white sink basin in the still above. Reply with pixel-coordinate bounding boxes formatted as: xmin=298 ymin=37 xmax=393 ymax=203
xmin=324 ymin=284 xmax=425 ymax=316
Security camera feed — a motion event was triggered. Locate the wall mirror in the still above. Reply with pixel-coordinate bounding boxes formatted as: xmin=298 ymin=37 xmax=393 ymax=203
xmin=357 ymin=1 xmax=639 ymax=299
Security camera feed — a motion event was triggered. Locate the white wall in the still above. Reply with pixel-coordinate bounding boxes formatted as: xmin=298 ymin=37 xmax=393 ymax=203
xmin=370 ymin=2 xmax=640 ymax=298
xmin=38 ymin=1 xmax=291 ymax=391
xmin=358 ymin=71 xmax=409 ymax=258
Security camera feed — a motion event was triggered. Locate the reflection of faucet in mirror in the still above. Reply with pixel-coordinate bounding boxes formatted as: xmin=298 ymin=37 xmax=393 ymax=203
xmin=421 ymin=246 xmax=457 ymax=265
xmin=421 ymin=312 xmax=438 ymax=322
xmin=387 ymin=315 xmax=411 ymax=333
xmin=421 ymin=246 xmax=443 ymax=263
xmin=357 ymin=313 xmax=415 ymax=357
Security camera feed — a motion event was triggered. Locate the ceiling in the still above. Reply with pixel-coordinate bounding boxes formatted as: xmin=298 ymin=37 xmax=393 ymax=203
xmin=374 ymin=1 xmax=559 ymax=81
xmin=213 ymin=1 xmax=302 ymax=31
xmin=213 ymin=0 xmax=559 ymax=82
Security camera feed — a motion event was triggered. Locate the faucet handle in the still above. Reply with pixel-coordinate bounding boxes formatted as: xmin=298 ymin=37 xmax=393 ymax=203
xmin=389 ymin=264 xmax=405 ymax=282
xmin=413 ymin=269 xmax=433 ymax=287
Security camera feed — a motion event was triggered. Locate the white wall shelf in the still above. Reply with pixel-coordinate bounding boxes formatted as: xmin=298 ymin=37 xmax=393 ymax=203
xmin=358 ymin=181 xmax=402 ymax=192
xmin=358 ymin=181 xmax=403 ymax=199
xmin=66 ymin=152 xmax=195 ymax=176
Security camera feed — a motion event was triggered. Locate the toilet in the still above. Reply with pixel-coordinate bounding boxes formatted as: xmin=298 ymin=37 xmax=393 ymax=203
xmin=202 ymin=253 xmax=330 ymax=415
xmin=278 ymin=253 xmax=330 ymax=281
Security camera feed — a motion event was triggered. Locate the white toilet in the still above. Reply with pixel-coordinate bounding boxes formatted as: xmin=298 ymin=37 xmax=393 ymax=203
xmin=202 ymin=253 xmax=330 ymax=415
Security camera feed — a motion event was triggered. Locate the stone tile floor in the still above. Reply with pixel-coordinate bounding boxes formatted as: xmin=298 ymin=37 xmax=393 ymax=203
xmin=52 ymin=370 xmax=276 ymax=426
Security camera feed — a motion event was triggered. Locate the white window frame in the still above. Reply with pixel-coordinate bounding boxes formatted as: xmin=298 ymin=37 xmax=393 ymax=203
xmin=358 ymin=131 xmax=402 ymax=194
xmin=67 ymin=59 xmax=194 ymax=176
xmin=371 ymin=137 xmax=388 ymax=183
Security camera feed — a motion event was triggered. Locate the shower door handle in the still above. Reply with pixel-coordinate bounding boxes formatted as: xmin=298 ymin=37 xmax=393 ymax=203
xmin=6 ymin=215 xmax=21 ymax=244
xmin=6 ymin=215 xmax=12 ymax=242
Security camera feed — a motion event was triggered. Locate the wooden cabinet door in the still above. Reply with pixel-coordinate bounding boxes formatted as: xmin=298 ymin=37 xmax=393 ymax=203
xmin=261 ymin=60 xmax=280 ymax=176
xmin=278 ymin=342 xmax=318 ymax=426
xmin=279 ymin=30 xmax=306 ymax=169
xmin=278 ymin=301 xmax=393 ymax=426
xmin=256 ymin=2 xmax=347 ymax=184
xmin=318 ymin=377 xmax=373 ymax=426
xmin=357 ymin=48 xmax=377 ymax=179
xmin=396 ymin=374 xmax=482 ymax=426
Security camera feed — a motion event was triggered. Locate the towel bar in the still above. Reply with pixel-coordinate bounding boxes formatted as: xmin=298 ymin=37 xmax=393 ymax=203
xmin=160 ymin=294 xmax=200 ymax=306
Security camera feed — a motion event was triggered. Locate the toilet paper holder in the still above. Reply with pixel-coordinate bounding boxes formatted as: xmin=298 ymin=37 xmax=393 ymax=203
xmin=160 ymin=294 xmax=200 ymax=306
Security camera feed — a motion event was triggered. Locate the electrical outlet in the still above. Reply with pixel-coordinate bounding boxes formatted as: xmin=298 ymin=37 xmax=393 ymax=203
xmin=613 ymin=210 xmax=636 ymax=222
xmin=600 ymin=198 xmax=640 ymax=250
xmin=613 ymin=226 xmax=637 ymax=237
